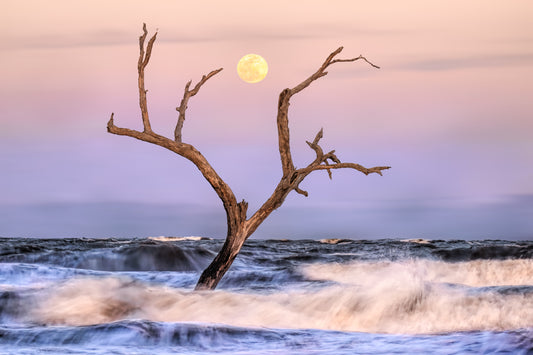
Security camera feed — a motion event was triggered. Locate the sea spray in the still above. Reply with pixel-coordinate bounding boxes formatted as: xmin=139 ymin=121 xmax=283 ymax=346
xmin=26 ymin=271 xmax=533 ymax=333
xmin=1 ymin=238 xmax=532 ymax=354
xmin=301 ymin=259 xmax=533 ymax=287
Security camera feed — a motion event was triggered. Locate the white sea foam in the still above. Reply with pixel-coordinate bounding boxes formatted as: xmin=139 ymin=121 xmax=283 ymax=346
xmin=400 ymin=238 xmax=432 ymax=244
xmin=29 ymin=259 xmax=533 ymax=334
xmin=318 ymin=239 xmax=352 ymax=245
xmin=148 ymin=236 xmax=206 ymax=242
xmin=301 ymin=259 xmax=533 ymax=287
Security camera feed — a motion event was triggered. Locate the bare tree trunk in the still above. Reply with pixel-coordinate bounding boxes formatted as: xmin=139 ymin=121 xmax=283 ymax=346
xmin=107 ymin=24 xmax=390 ymax=290
xmin=195 ymin=231 xmax=246 ymax=290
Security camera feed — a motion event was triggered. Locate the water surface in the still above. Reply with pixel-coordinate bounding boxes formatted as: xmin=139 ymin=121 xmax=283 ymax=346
xmin=1 ymin=237 xmax=532 ymax=354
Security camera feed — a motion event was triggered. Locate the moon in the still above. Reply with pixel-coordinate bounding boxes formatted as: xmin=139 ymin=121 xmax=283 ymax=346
xmin=237 ymin=54 xmax=268 ymax=83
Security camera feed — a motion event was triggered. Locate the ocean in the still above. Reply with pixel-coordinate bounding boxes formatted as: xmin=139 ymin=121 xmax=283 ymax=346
xmin=0 ymin=237 xmax=532 ymax=354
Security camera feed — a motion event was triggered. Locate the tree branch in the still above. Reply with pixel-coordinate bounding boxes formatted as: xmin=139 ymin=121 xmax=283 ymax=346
xmin=108 ymin=112 xmax=244 ymax=234
xmin=301 ymin=162 xmax=391 ymax=176
xmin=276 ymin=47 xmax=380 ymax=179
xmin=108 ymin=25 xmax=241 ymax=237
xmin=247 ymin=48 xmax=386 ymax=237
xmin=305 ymin=128 xmax=324 ymax=163
xmin=277 ymin=88 xmax=294 ymax=177
xmin=299 ymin=128 xmax=390 ymax=178
xmin=291 ymin=47 xmax=380 ymax=95
xmin=138 ymin=23 xmax=157 ymax=133
xmin=294 ymin=185 xmax=309 ymax=197
xmin=330 ymin=55 xmax=380 ymax=68
xmin=175 ymin=68 xmax=223 ymax=142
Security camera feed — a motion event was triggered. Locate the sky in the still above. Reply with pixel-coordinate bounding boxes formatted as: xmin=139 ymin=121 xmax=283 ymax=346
xmin=1 ymin=0 xmax=532 ymax=239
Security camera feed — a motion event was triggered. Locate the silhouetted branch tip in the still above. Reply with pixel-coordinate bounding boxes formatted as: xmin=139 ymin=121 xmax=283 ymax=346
xmin=175 ymin=68 xmax=223 ymax=142
xmin=295 ymin=186 xmax=309 ymax=197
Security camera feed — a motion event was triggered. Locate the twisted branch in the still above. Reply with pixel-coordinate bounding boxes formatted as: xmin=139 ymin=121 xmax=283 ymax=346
xmin=107 ymin=24 xmax=242 ymax=237
xmin=247 ymin=47 xmax=388 ymax=235
xmin=175 ymin=68 xmax=223 ymax=142
xmin=301 ymin=128 xmax=390 ymax=178
xmin=305 ymin=128 xmax=324 ymax=163
xmin=276 ymin=47 xmax=380 ymax=178
xmin=137 ymin=23 xmax=157 ymax=133
xmin=292 ymin=48 xmax=379 ymax=95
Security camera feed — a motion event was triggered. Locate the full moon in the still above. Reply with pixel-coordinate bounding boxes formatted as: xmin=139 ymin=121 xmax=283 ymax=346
xmin=237 ymin=54 xmax=268 ymax=83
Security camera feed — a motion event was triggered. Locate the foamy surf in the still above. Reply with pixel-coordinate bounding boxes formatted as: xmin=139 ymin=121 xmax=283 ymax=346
xmin=301 ymin=259 xmax=533 ymax=287
xmin=149 ymin=236 xmax=209 ymax=242
xmin=400 ymin=238 xmax=432 ymax=244
xmin=1 ymin=237 xmax=532 ymax=354
xmin=23 ymin=270 xmax=532 ymax=334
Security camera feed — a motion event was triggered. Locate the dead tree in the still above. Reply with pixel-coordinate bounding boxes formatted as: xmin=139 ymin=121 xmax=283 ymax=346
xmin=107 ymin=24 xmax=390 ymax=290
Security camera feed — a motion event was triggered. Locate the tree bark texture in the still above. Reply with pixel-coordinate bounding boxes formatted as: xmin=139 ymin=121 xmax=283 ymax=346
xmin=107 ymin=24 xmax=390 ymax=290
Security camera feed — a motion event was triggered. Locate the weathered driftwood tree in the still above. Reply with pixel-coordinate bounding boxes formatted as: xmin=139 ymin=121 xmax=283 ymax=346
xmin=108 ymin=24 xmax=390 ymax=290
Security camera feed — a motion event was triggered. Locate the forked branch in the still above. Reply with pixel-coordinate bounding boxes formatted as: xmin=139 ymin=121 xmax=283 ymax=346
xmin=291 ymin=47 xmax=379 ymax=95
xmin=175 ymin=68 xmax=223 ymax=142
xmin=301 ymin=128 xmax=390 ymax=177
xmin=247 ymin=47 xmax=389 ymax=234
xmin=138 ymin=23 xmax=158 ymax=133
xmin=107 ymin=24 xmax=242 ymax=238
xmin=276 ymin=47 xmax=380 ymax=178
xmin=278 ymin=47 xmax=387 ymax=185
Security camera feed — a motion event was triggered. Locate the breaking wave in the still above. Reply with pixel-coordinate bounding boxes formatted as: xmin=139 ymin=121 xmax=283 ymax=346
xmin=8 ymin=260 xmax=531 ymax=334
xmin=3 ymin=320 xmax=530 ymax=355
xmin=301 ymin=259 xmax=533 ymax=287
xmin=1 ymin=237 xmax=532 ymax=354
xmin=0 ymin=239 xmax=215 ymax=272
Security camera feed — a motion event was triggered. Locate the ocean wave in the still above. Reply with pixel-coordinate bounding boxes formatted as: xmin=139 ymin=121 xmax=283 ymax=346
xmin=433 ymin=243 xmax=533 ymax=261
xmin=318 ymin=239 xmax=353 ymax=245
xmin=0 ymin=320 xmax=298 ymax=349
xmin=148 ymin=236 xmax=211 ymax=242
xmin=0 ymin=239 xmax=216 ymax=272
xmin=400 ymin=238 xmax=432 ymax=244
xmin=301 ymin=259 xmax=533 ymax=287
xmin=2 ymin=238 xmax=532 ymax=338
xmin=10 ymin=274 xmax=531 ymax=334
xmin=2 ymin=319 xmax=530 ymax=355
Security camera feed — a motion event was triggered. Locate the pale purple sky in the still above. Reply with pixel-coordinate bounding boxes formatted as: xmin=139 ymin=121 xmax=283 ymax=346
xmin=1 ymin=1 xmax=532 ymax=238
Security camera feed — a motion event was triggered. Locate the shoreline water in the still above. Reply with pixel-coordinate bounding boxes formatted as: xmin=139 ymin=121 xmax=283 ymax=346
xmin=1 ymin=237 xmax=532 ymax=354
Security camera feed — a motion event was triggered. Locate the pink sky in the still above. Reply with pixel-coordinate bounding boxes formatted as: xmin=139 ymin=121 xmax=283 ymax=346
xmin=1 ymin=1 xmax=532 ymax=238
